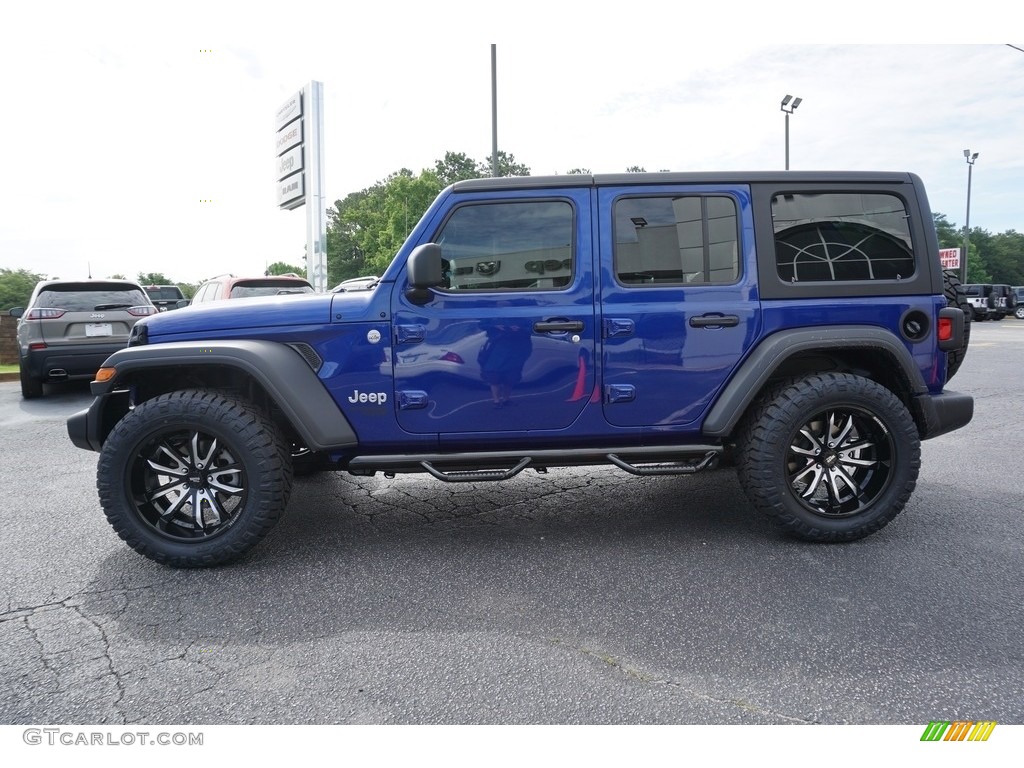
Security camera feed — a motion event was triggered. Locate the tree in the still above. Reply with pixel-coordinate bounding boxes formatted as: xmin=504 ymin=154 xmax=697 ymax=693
xmin=326 ymin=168 xmax=443 ymax=284
xmin=934 ymin=213 xmax=991 ymax=283
xmin=325 ymin=149 xmax=532 ymax=284
xmin=484 ymin=151 xmax=530 ymax=178
xmin=566 ymin=168 xmax=591 ymax=175
xmin=982 ymin=229 xmax=1024 ymax=286
xmin=435 ymin=151 xmax=481 ymax=186
xmin=109 ymin=273 xmax=127 ymax=280
xmin=138 ymin=272 xmax=171 ymax=285
xmin=625 ymin=166 xmax=647 ymax=173
xmin=265 ymin=261 xmax=305 ymax=276
xmin=0 ymin=268 xmax=45 ymax=310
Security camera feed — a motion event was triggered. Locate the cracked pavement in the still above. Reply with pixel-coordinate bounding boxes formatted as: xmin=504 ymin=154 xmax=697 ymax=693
xmin=2 ymin=324 xmax=1023 ymax=724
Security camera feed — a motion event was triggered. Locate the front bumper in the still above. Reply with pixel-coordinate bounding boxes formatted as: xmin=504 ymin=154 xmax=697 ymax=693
xmin=67 ymin=389 xmax=129 ymax=453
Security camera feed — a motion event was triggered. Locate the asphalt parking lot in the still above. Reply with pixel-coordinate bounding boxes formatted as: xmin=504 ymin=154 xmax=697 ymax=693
xmin=1 ymin=322 xmax=1022 ymax=725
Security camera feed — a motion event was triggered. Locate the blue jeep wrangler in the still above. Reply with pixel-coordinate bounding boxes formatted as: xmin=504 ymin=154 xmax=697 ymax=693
xmin=68 ymin=172 xmax=973 ymax=566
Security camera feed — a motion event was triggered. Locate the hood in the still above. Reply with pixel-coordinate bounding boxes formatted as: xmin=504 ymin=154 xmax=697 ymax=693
xmin=139 ymin=290 xmax=379 ymax=341
xmin=138 ymin=290 xmax=331 ymax=339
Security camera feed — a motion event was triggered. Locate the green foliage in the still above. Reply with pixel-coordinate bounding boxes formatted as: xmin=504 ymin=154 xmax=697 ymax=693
xmin=326 ymin=168 xmax=443 ymax=283
xmin=933 ymin=213 xmax=960 ymax=248
xmin=486 ymin=151 xmax=530 ymax=178
xmin=109 ymin=273 xmax=127 ymax=279
xmin=566 ymin=168 xmax=591 ymax=175
xmin=625 ymin=166 xmax=646 ymax=173
xmin=265 ymin=261 xmax=305 ymax=277
xmin=0 ymin=267 xmax=44 ymax=311
xmin=138 ymin=272 xmax=171 ymax=285
xmin=981 ymin=229 xmax=1024 ymax=286
xmin=326 ymin=151 xmax=534 ymax=286
xmin=434 ymin=152 xmax=480 ymax=186
xmin=177 ymin=283 xmax=197 ymax=300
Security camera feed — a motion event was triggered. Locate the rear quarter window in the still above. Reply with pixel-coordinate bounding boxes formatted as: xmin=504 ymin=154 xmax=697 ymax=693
xmin=772 ymin=192 xmax=915 ymax=282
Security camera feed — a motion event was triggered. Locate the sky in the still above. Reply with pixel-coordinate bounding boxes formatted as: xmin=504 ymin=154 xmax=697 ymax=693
xmin=1 ymin=2 xmax=1020 ymax=285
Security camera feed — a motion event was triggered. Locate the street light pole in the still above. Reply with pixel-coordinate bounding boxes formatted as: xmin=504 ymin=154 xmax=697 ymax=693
xmin=780 ymin=95 xmax=802 ymax=170
xmin=961 ymin=149 xmax=979 ymax=283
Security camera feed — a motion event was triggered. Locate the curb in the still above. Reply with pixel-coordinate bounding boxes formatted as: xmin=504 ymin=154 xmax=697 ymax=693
xmin=0 ymin=372 xmax=19 ymax=382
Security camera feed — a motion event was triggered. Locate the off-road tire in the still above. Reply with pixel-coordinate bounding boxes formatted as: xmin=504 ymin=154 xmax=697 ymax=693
xmin=943 ymin=271 xmax=971 ymax=381
xmin=97 ymin=389 xmax=294 ymax=567
xmin=737 ymin=373 xmax=920 ymax=542
xmin=19 ymin=362 xmax=43 ymax=399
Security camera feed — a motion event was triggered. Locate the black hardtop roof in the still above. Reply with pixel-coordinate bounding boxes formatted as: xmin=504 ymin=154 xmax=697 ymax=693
xmin=451 ymin=171 xmax=920 ymax=192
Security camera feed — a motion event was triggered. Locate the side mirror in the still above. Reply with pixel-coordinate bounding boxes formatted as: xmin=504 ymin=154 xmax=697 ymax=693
xmin=405 ymin=243 xmax=443 ymax=304
xmin=175 ymin=299 xmax=191 ymax=309
xmin=9 ymin=307 xmax=24 ymax=318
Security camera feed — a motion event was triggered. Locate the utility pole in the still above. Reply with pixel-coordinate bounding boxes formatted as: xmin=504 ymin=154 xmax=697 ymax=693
xmin=491 ymin=44 xmax=498 ymax=177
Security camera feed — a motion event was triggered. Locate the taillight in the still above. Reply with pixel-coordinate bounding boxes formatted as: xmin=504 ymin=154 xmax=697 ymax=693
xmin=29 ymin=342 xmax=47 ymax=351
xmin=937 ymin=316 xmax=954 ymax=342
xmin=26 ymin=308 xmax=66 ymax=319
xmin=127 ymin=306 xmax=158 ymax=316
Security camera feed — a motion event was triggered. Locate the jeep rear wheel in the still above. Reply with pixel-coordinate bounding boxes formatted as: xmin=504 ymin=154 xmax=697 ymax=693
xmin=737 ymin=373 xmax=920 ymax=541
xmin=943 ymin=271 xmax=970 ymax=381
xmin=97 ymin=390 xmax=293 ymax=567
xmin=1016 ymin=306 xmax=1024 ymax=320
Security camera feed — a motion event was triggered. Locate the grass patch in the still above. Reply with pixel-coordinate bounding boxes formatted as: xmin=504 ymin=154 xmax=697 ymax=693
xmin=0 ymin=364 xmax=19 ymax=374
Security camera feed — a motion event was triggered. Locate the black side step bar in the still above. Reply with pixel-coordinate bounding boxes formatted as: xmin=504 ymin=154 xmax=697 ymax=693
xmin=421 ymin=457 xmax=532 ymax=483
xmin=606 ymin=451 xmax=719 ymax=476
xmin=346 ymin=445 xmax=724 ymax=482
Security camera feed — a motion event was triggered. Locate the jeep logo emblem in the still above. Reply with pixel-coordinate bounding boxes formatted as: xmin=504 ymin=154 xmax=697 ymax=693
xmin=348 ymin=390 xmax=388 ymax=405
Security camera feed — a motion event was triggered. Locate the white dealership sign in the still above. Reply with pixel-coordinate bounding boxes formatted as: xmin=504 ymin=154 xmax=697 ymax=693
xmin=275 ymin=82 xmax=327 ymax=292
xmin=276 ymin=144 xmax=304 ymax=181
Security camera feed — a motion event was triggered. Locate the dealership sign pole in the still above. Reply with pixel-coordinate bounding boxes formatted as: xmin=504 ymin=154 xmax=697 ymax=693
xmin=275 ymin=82 xmax=327 ymax=293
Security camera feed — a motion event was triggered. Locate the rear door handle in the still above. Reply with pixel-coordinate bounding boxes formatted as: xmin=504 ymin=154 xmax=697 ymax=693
xmin=689 ymin=314 xmax=740 ymax=328
xmin=534 ymin=320 xmax=584 ymax=333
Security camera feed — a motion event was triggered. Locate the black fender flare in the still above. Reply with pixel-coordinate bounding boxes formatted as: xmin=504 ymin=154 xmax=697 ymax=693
xmin=702 ymin=326 xmax=929 ymax=438
xmin=69 ymin=340 xmax=358 ymax=452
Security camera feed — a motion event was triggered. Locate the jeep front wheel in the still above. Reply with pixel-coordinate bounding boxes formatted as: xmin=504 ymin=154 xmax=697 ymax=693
xmin=737 ymin=373 xmax=920 ymax=541
xmin=97 ymin=390 xmax=293 ymax=567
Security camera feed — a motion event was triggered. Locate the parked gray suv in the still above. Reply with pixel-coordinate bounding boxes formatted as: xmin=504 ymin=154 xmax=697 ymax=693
xmin=10 ymin=279 xmax=157 ymax=398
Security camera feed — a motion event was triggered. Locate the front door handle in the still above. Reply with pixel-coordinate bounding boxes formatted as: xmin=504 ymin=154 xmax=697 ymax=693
xmin=689 ymin=314 xmax=740 ymax=328
xmin=534 ymin=320 xmax=584 ymax=333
